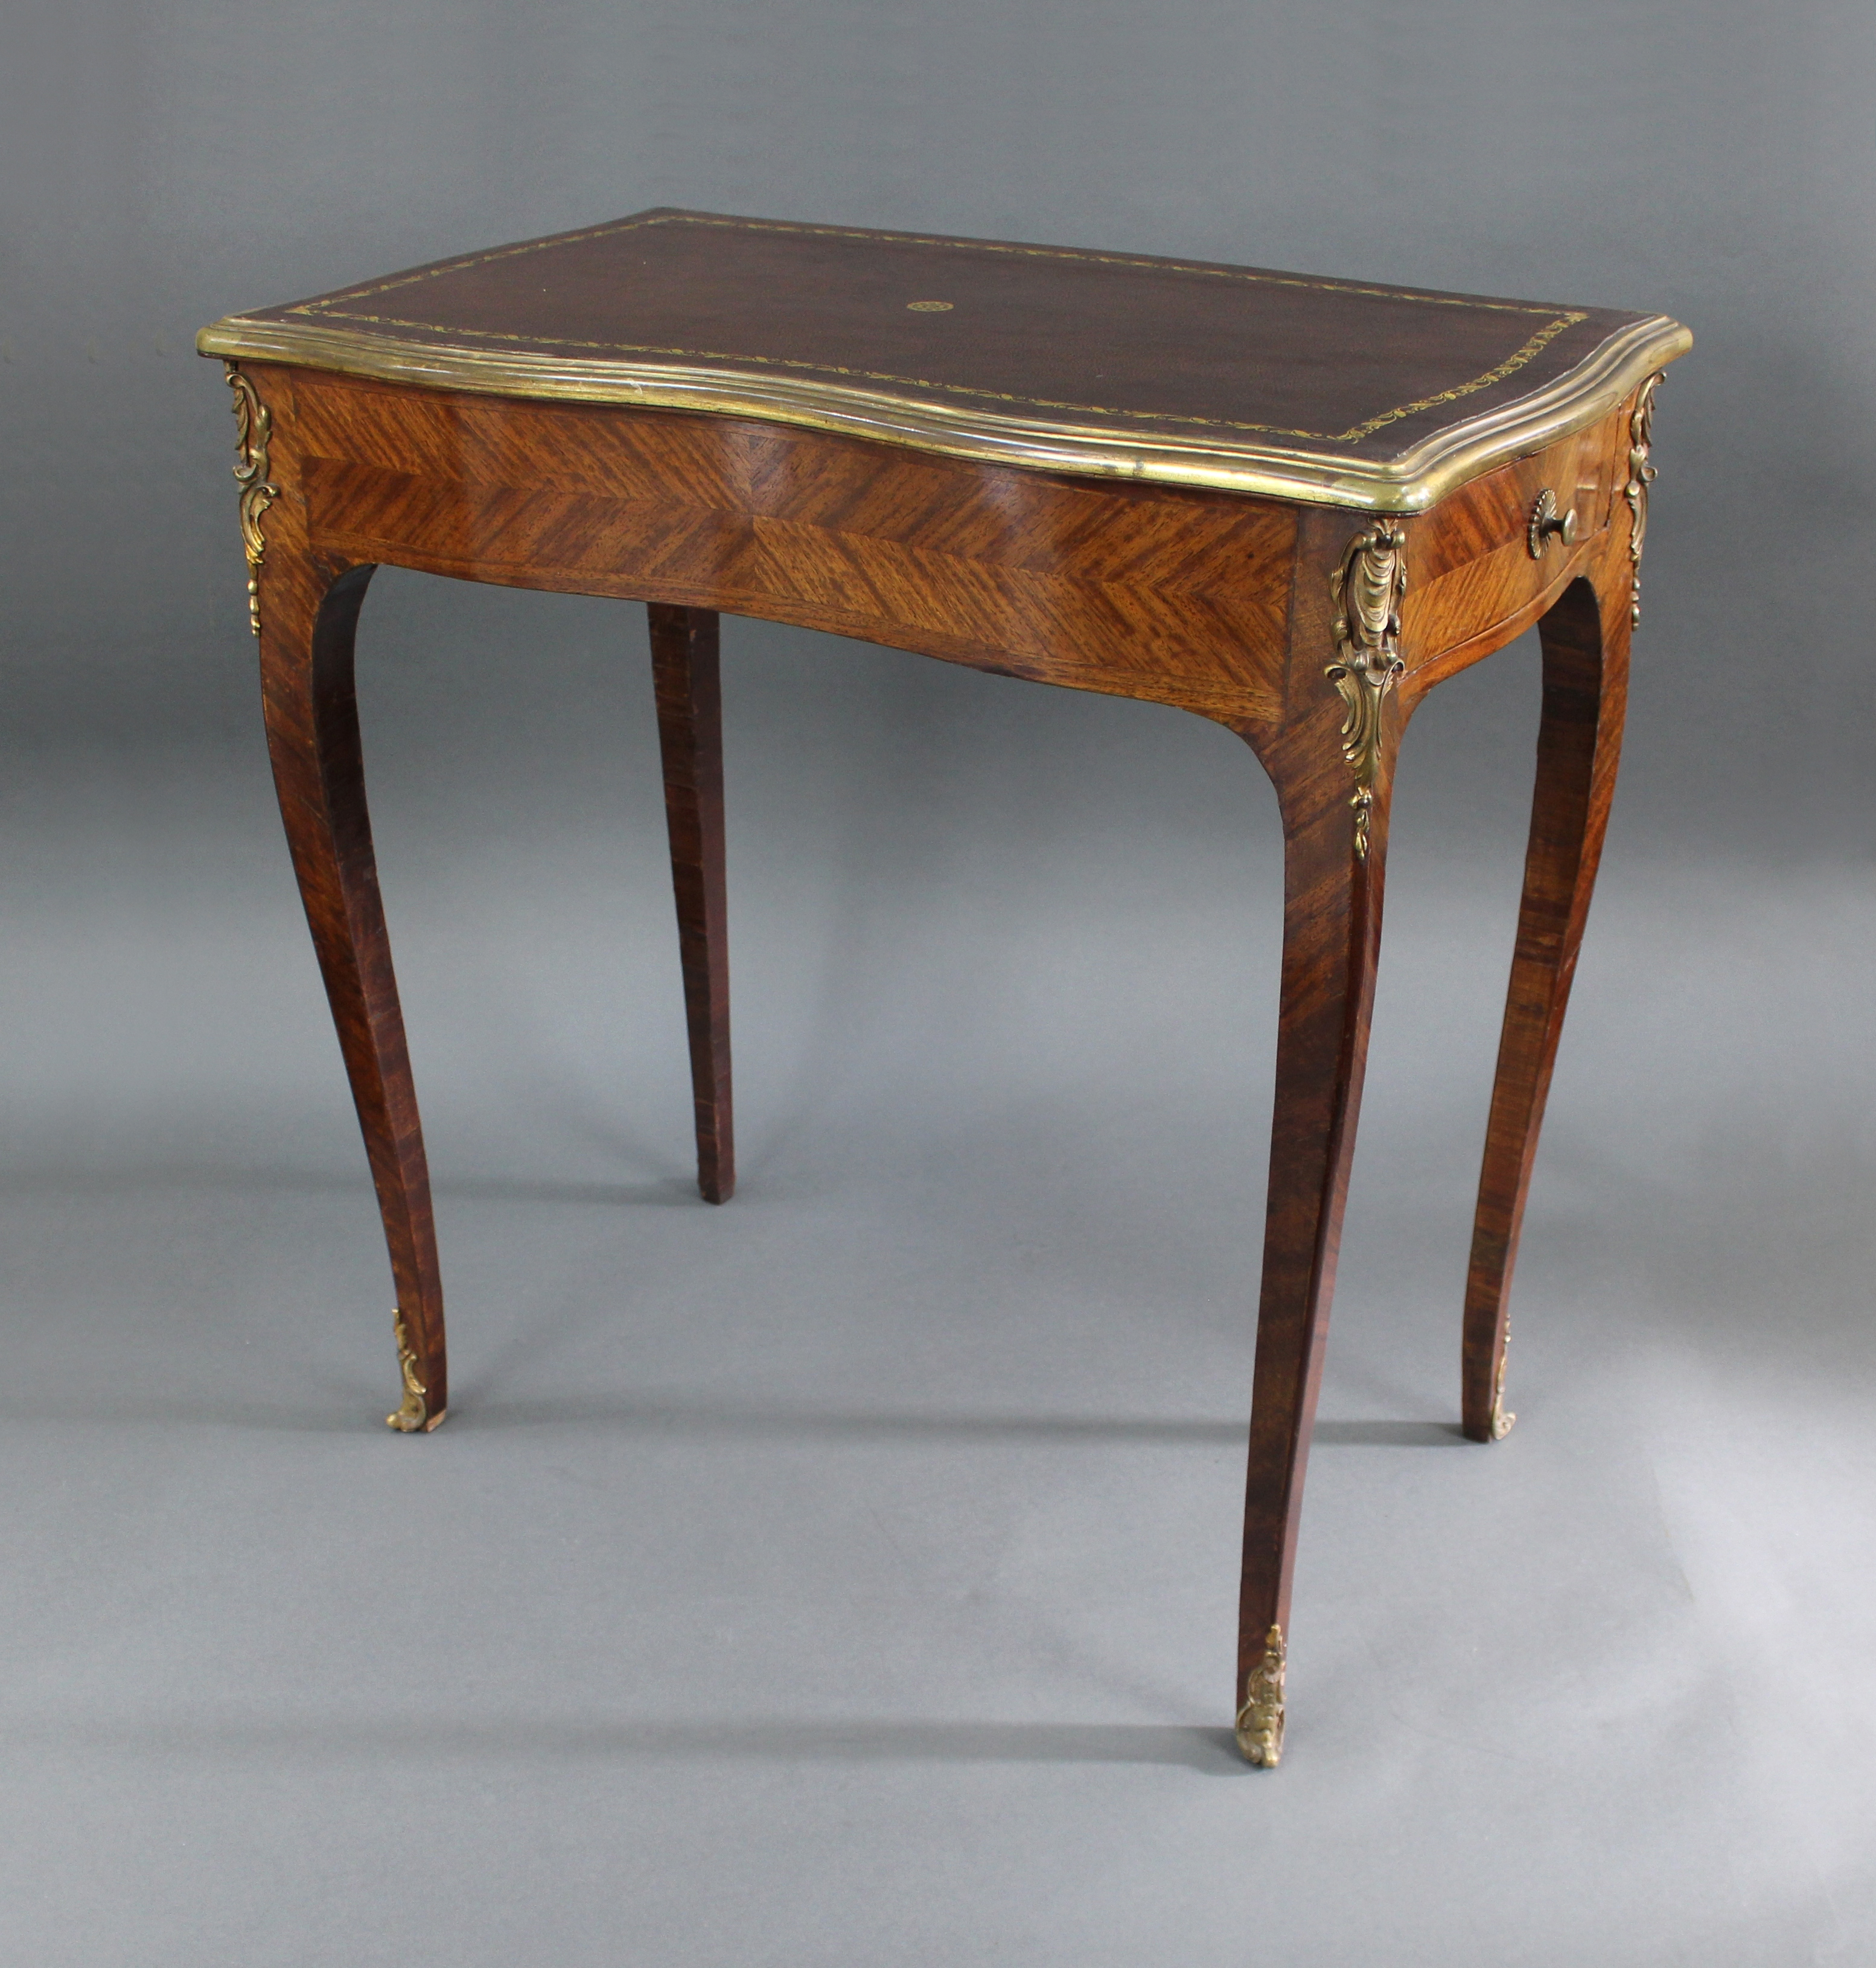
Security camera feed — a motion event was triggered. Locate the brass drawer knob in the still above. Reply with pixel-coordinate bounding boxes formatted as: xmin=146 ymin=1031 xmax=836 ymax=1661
xmin=1527 ymin=488 xmax=1578 ymax=557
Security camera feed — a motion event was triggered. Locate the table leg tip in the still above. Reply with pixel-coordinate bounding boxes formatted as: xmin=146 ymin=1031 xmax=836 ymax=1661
xmin=385 ymin=1404 xmax=448 ymax=1433
xmin=386 ymin=1308 xmax=442 ymax=1432
xmin=1234 ymin=1625 xmax=1287 ymax=1767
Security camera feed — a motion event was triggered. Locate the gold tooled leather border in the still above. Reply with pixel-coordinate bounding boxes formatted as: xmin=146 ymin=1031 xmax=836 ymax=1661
xmin=264 ymin=214 xmax=1590 ymax=449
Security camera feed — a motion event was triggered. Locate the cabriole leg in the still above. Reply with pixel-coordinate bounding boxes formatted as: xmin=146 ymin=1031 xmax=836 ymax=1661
xmin=259 ymin=553 xmax=448 ymax=1431
xmin=1234 ymin=740 xmax=1397 ymax=1765
xmin=1233 ymin=513 xmax=1408 ymax=1763
xmin=1227 ymin=513 xmax=1410 ymax=1765
xmin=1461 ymin=575 xmax=1630 ymax=1442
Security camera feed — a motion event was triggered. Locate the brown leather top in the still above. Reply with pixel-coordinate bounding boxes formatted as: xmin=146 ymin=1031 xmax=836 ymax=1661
xmin=203 ymin=210 xmax=1689 ymax=507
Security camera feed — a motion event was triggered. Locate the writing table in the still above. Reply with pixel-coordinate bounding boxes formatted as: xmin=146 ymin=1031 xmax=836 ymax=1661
xmin=200 ymin=210 xmax=1688 ymax=1764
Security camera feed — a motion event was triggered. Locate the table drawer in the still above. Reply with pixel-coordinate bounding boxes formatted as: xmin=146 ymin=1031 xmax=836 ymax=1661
xmin=1400 ymin=412 xmax=1627 ymax=668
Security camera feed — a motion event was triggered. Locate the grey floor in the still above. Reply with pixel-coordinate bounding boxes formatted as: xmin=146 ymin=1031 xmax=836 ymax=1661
xmin=2 ymin=587 xmax=1871 ymax=1965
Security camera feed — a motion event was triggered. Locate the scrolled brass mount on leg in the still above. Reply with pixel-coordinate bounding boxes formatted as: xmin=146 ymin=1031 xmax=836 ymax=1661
xmin=1487 ymin=1320 xmax=1516 ymax=1440
xmin=387 ymin=1308 xmax=434 ymax=1433
xmin=1236 ymin=1625 xmax=1287 ymax=1766
xmin=224 ymin=363 xmax=278 ymax=638
xmin=1327 ymin=519 xmax=1408 ymax=860
xmin=1624 ymin=372 xmax=1664 ymax=627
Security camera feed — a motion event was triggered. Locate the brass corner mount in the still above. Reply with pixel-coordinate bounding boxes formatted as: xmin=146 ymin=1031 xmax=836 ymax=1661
xmin=1625 ymin=372 xmax=1664 ymax=628
xmin=1235 ymin=1624 xmax=1287 ymax=1766
xmin=224 ymin=363 xmax=277 ymax=638
xmin=1326 ymin=519 xmax=1408 ymax=860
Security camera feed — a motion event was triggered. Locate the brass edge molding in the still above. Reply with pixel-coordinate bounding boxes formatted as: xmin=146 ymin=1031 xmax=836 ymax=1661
xmin=387 ymin=1308 xmax=430 ymax=1433
xmin=1624 ymin=372 xmax=1664 ymax=627
xmin=1327 ymin=519 xmax=1408 ymax=858
xmin=1235 ymin=1625 xmax=1287 ymax=1766
xmin=197 ymin=316 xmax=1692 ymax=513
xmin=224 ymin=363 xmax=278 ymax=637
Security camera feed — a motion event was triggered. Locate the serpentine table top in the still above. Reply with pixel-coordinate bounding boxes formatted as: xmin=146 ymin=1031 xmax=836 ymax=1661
xmin=201 ymin=206 xmax=1685 ymax=508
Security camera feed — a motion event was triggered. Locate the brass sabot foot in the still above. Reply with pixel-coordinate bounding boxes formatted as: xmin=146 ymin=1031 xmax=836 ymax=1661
xmin=1234 ymin=1625 xmax=1287 ymax=1768
xmin=1485 ymin=1334 xmax=1514 ymax=1440
xmin=386 ymin=1308 xmax=443 ymax=1433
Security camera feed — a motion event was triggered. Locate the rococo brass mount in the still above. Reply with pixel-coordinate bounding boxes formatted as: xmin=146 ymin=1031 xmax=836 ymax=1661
xmin=388 ymin=1308 xmax=433 ymax=1433
xmin=224 ymin=363 xmax=277 ymax=639
xmin=1624 ymin=372 xmax=1664 ymax=627
xmin=1236 ymin=1625 xmax=1287 ymax=1766
xmin=1327 ymin=519 xmax=1409 ymax=859
xmin=1487 ymin=1317 xmax=1515 ymax=1440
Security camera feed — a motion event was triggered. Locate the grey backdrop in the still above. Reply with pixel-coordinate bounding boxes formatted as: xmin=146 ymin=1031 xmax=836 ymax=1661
xmin=2 ymin=4 xmax=1874 ymax=1964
